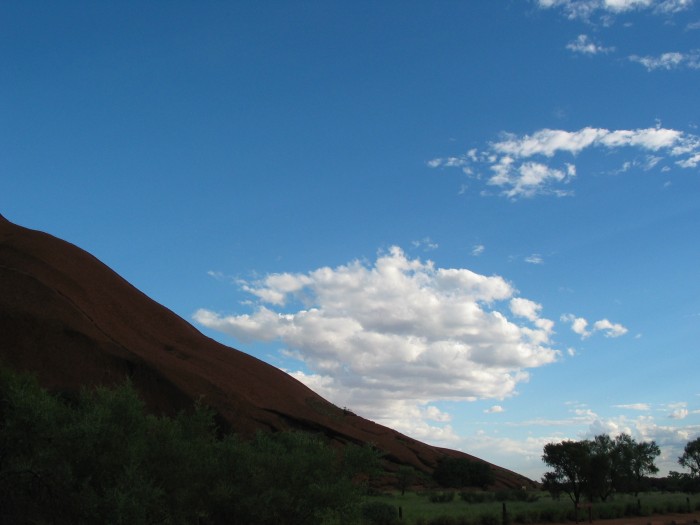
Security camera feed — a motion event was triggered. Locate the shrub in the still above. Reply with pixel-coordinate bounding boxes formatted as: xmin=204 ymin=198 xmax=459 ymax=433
xmin=514 ymin=509 xmax=540 ymax=523
xmin=495 ymin=489 xmax=539 ymax=502
xmin=361 ymin=501 xmax=399 ymax=525
xmin=461 ymin=491 xmax=495 ymax=503
xmin=430 ymin=491 xmax=456 ymax=503
xmin=434 ymin=458 xmax=494 ymax=488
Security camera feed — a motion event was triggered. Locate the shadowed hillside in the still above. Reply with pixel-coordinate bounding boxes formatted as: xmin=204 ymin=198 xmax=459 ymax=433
xmin=0 ymin=214 xmax=533 ymax=488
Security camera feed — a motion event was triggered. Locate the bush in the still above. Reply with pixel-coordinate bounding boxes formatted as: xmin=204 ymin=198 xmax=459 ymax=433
xmin=495 ymin=489 xmax=539 ymax=502
xmin=430 ymin=491 xmax=456 ymax=503
xmin=434 ymin=458 xmax=494 ymax=489
xmin=514 ymin=509 xmax=540 ymax=523
xmin=461 ymin=491 xmax=495 ymax=503
xmin=478 ymin=513 xmax=500 ymax=525
xmin=0 ymin=364 xmax=378 ymax=525
xmin=361 ymin=501 xmax=399 ymax=525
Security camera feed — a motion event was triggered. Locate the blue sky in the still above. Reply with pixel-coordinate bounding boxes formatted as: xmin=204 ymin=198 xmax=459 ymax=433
xmin=2 ymin=0 xmax=700 ymax=480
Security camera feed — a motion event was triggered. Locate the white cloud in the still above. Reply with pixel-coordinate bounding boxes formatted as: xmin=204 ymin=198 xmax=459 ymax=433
xmin=561 ymin=314 xmax=628 ymax=338
xmin=537 ymin=0 xmax=693 ymax=19
xmin=485 ymin=405 xmax=505 ymax=414
xmin=525 ymin=254 xmax=544 ymax=265
xmin=629 ymin=50 xmax=700 ymax=70
xmin=592 ymin=318 xmax=629 ymax=337
xmin=412 ymin=237 xmax=439 ymax=251
xmin=567 ymin=34 xmax=614 ymax=54
xmin=428 ymin=126 xmax=700 ymax=199
xmin=614 ymin=403 xmax=652 ymax=410
xmin=194 ymin=247 xmax=561 ymax=441
xmin=425 ymin=405 xmax=453 ymax=422
xmin=561 ymin=314 xmax=590 ymax=337
xmin=472 ymin=244 xmax=485 ymax=256
xmin=670 ymin=408 xmax=690 ymax=419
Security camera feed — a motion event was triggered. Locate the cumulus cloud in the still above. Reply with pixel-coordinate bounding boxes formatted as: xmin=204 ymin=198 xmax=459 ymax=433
xmin=561 ymin=314 xmax=628 ymax=338
xmin=629 ymin=50 xmax=700 ymax=70
xmin=485 ymin=405 xmax=505 ymax=414
xmin=592 ymin=318 xmax=629 ymax=337
xmin=428 ymin=126 xmax=700 ymax=199
xmin=567 ymin=34 xmax=614 ymax=54
xmin=194 ymin=247 xmax=561 ymax=439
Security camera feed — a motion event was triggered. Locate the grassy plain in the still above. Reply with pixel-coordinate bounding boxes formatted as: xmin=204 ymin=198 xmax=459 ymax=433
xmin=364 ymin=491 xmax=700 ymax=525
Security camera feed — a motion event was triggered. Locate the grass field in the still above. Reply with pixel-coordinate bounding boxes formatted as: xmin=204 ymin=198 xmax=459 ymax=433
xmin=363 ymin=491 xmax=700 ymax=525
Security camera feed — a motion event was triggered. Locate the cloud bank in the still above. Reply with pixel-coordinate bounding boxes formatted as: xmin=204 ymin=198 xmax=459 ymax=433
xmin=428 ymin=126 xmax=700 ymax=199
xmin=194 ymin=247 xmax=562 ymax=441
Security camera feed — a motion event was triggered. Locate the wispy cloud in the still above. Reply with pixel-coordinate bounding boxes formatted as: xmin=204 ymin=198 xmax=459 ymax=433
xmin=412 ymin=237 xmax=439 ymax=251
xmin=567 ymin=34 xmax=614 ymax=54
xmin=629 ymin=50 xmax=700 ymax=70
xmin=537 ymin=0 xmax=694 ymax=20
xmin=428 ymin=126 xmax=700 ymax=199
xmin=525 ymin=254 xmax=545 ymax=265
xmin=614 ymin=403 xmax=652 ymax=410
xmin=194 ymin=247 xmax=561 ymax=437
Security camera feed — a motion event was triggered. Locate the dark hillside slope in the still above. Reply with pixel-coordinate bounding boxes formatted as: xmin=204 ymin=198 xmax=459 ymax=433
xmin=0 ymin=214 xmax=533 ymax=488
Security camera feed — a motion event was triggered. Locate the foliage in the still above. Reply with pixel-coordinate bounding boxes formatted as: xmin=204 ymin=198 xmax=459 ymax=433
xmin=361 ymin=501 xmax=400 ymax=525
xmin=541 ymin=440 xmax=591 ymax=507
xmin=679 ymin=437 xmax=700 ymax=479
xmin=541 ymin=433 xmax=660 ymax=506
xmin=368 ymin=490 xmax=700 ymax=525
xmin=433 ymin=457 xmax=494 ymax=489
xmin=430 ymin=491 xmax=456 ymax=503
xmin=0 ymin=364 xmax=378 ymax=524
xmin=397 ymin=465 xmax=417 ymax=496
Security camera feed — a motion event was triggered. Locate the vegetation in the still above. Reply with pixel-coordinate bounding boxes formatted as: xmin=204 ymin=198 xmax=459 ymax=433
xmin=433 ymin=457 xmax=495 ymax=489
xmin=6 ymin=362 xmax=700 ymax=525
xmin=541 ymin=433 xmax=660 ymax=506
xmin=0 ymin=365 xmax=378 ymax=524
xmin=365 ymin=490 xmax=700 ymax=525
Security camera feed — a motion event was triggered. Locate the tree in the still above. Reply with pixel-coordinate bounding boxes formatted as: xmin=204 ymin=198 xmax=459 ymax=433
xmin=396 ymin=465 xmax=415 ymax=496
xmin=587 ymin=434 xmax=615 ymax=501
xmin=542 ymin=440 xmax=592 ymax=508
xmin=614 ymin=433 xmax=659 ymax=496
xmin=679 ymin=437 xmax=700 ymax=479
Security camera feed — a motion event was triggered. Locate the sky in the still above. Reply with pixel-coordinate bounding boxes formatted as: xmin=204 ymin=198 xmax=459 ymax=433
xmin=2 ymin=0 xmax=700 ymax=481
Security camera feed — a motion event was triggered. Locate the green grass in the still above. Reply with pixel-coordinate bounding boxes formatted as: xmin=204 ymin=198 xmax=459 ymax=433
xmin=362 ymin=491 xmax=700 ymax=525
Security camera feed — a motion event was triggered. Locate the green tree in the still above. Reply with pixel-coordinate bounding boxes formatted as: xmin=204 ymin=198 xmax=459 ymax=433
xmin=0 ymin=366 xmax=73 ymax=524
xmin=396 ymin=465 xmax=415 ymax=496
xmin=587 ymin=434 xmax=615 ymax=501
xmin=542 ymin=440 xmax=591 ymax=508
xmin=679 ymin=436 xmax=700 ymax=492
xmin=613 ymin=433 xmax=659 ymax=496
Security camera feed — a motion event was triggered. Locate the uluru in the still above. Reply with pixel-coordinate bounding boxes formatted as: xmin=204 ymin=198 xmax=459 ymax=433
xmin=0 ymin=213 xmax=532 ymax=489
